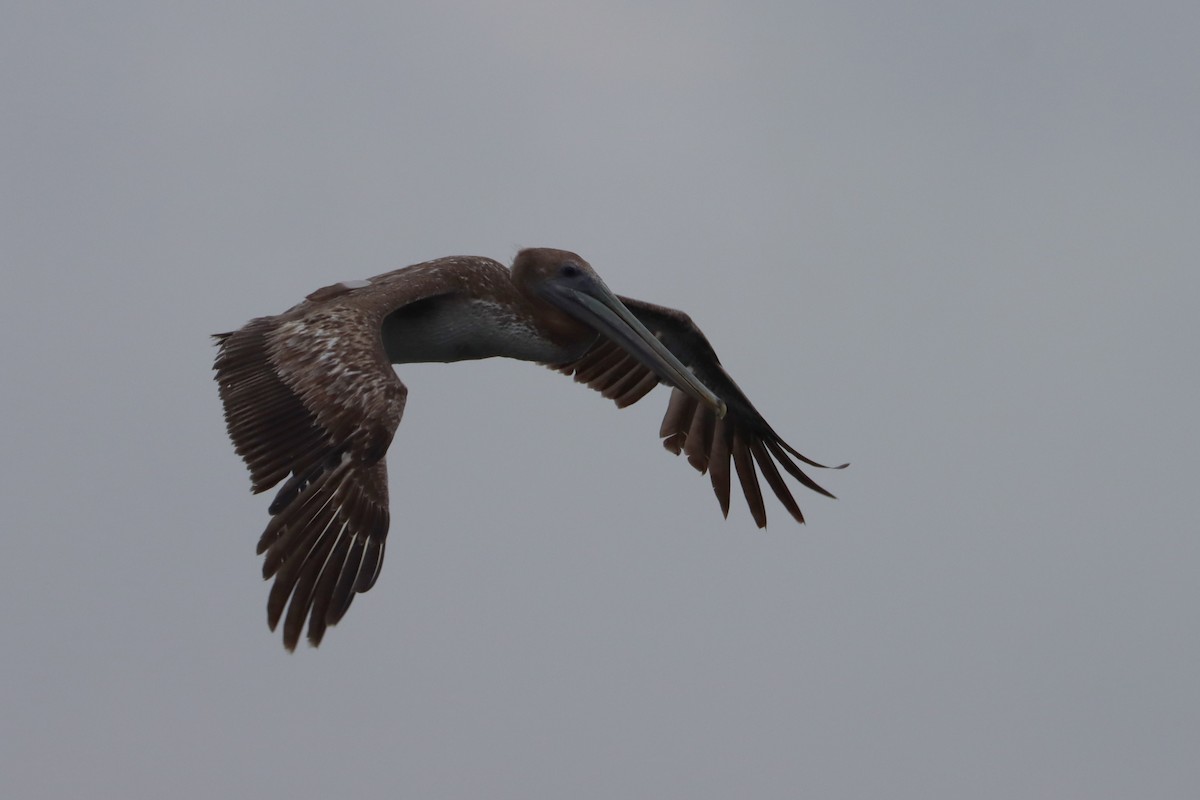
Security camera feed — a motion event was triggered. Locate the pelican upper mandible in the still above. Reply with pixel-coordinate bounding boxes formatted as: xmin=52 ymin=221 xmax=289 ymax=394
xmin=214 ymin=248 xmax=845 ymax=649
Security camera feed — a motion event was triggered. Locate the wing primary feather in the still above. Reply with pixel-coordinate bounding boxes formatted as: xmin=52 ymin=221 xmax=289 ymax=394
xmin=268 ymin=458 xmax=330 ymax=515
xmin=306 ymin=528 xmax=354 ymax=647
xmin=684 ymin=406 xmax=713 ymax=474
xmin=328 ymin=537 xmax=367 ymax=625
xmin=732 ymin=427 xmax=767 ymax=528
xmin=750 ymin=439 xmax=805 ymax=524
xmin=709 ymin=416 xmax=733 ymax=518
xmin=775 ymin=439 xmax=850 ymax=470
xmin=266 ymin=509 xmax=338 ymax=633
xmin=281 ymin=523 xmax=342 ymax=651
xmin=764 ymin=440 xmax=838 ymax=499
xmin=261 ymin=497 xmax=338 ymax=583
xmin=257 ymin=467 xmax=331 ymax=545
xmin=357 ymin=540 xmax=385 ymax=592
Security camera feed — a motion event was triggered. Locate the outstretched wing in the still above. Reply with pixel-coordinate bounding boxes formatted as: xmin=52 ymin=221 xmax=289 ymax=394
xmin=215 ymin=256 xmax=512 ymax=649
xmin=553 ymin=296 xmax=846 ymax=527
xmin=214 ymin=306 xmax=406 ymax=650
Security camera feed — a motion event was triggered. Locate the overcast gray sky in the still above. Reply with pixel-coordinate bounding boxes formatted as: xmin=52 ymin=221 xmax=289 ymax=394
xmin=3 ymin=2 xmax=1197 ymax=798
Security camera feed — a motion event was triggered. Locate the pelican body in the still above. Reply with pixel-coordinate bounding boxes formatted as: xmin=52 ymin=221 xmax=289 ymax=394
xmin=214 ymin=248 xmax=844 ymax=649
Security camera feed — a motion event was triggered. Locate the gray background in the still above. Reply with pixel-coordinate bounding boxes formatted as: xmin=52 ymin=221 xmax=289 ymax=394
xmin=3 ymin=2 xmax=1197 ymax=798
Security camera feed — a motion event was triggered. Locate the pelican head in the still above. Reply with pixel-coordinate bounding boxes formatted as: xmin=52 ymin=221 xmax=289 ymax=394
xmin=513 ymin=248 xmax=727 ymax=418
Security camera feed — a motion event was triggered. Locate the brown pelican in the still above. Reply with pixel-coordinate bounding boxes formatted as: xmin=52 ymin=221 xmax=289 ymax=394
xmin=214 ymin=248 xmax=845 ymax=649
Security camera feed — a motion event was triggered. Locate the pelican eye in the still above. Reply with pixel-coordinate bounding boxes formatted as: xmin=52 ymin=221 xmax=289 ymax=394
xmin=559 ymin=262 xmax=582 ymax=278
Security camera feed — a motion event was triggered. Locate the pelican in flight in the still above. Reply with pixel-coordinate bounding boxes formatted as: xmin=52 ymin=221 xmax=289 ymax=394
xmin=214 ymin=248 xmax=844 ymax=649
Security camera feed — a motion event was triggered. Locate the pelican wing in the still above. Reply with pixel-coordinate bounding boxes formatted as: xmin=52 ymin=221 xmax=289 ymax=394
xmin=213 ymin=259 xmax=500 ymax=649
xmin=553 ymin=297 xmax=845 ymax=527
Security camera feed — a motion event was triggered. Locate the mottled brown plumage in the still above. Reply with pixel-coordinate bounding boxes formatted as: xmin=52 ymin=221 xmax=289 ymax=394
xmin=214 ymin=248 xmax=844 ymax=650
